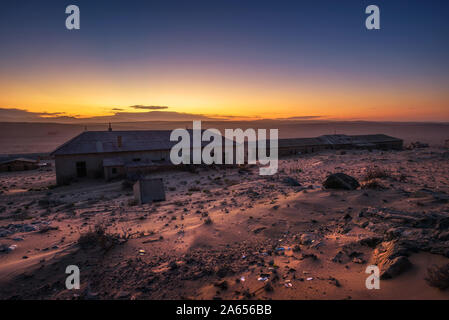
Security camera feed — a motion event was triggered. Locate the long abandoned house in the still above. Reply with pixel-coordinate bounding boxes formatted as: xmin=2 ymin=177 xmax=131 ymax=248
xmin=0 ymin=158 xmax=39 ymax=172
xmin=51 ymin=130 xmax=403 ymax=185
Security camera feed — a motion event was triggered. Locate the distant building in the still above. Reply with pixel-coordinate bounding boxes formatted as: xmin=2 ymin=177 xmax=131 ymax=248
xmin=277 ymin=134 xmax=403 ymax=156
xmin=51 ymin=130 xmax=403 ymax=185
xmin=0 ymin=158 xmax=39 ymax=172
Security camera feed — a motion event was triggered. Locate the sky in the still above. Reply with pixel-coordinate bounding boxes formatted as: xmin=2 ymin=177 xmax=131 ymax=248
xmin=0 ymin=0 xmax=448 ymax=122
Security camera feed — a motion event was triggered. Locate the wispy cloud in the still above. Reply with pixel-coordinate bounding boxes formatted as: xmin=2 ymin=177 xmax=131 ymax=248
xmin=0 ymin=107 xmax=218 ymax=123
xmin=275 ymin=116 xmax=325 ymax=120
xmin=130 ymin=105 xmax=169 ymax=110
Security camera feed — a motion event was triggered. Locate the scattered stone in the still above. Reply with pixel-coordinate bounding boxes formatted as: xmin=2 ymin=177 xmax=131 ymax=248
xmin=323 ymin=173 xmax=360 ymax=190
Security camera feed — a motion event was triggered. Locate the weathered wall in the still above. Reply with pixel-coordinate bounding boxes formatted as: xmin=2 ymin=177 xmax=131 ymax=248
xmin=55 ymin=150 xmax=170 ymax=185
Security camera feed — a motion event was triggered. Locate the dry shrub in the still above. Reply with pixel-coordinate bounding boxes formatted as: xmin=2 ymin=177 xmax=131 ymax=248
xmin=361 ymin=179 xmax=386 ymax=190
xmin=78 ymin=224 xmax=121 ymax=251
xmin=425 ymin=263 xmax=449 ymax=290
xmin=363 ymin=167 xmax=390 ymax=181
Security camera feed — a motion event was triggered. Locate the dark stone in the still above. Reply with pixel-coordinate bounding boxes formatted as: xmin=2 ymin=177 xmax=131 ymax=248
xmin=358 ymin=236 xmax=383 ymax=248
xmin=323 ymin=173 xmax=360 ymax=190
xmin=283 ymin=177 xmax=301 ymax=187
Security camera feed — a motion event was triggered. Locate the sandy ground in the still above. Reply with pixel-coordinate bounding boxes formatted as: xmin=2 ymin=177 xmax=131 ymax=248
xmin=1 ymin=147 xmax=449 ymax=300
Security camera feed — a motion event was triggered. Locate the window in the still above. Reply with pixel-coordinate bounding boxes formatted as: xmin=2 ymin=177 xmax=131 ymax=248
xmin=132 ymin=158 xmax=141 ymax=162
xmin=112 ymin=168 xmax=117 ymax=174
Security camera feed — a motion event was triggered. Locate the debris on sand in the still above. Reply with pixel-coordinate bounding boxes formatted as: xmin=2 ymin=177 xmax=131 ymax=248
xmin=323 ymin=173 xmax=360 ymax=190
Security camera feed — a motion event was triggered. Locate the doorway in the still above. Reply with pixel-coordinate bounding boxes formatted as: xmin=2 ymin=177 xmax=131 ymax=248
xmin=76 ymin=161 xmax=87 ymax=177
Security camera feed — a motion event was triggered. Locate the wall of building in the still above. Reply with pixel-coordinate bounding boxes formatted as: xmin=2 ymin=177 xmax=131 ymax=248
xmin=55 ymin=150 xmax=171 ymax=185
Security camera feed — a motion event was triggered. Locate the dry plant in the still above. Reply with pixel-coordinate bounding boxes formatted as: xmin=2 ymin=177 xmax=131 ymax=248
xmin=425 ymin=264 xmax=449 ymax=290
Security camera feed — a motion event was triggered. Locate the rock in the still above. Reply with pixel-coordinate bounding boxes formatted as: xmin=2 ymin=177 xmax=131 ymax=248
xmin=380 ymin=256 xmax=412 ymax=279
xmin=328 ymin=277 xmax=341 ymax=287
xmin=214 ymin=280 xmax=228 ymax=291
xmin=115 ymin=291 xmax=130 ymax=299
xmin=299 ymin=233 xmax=316 ymax=245
xmin=252 ymin=227 xmax=266 ymax=234
xmin=358 ymin=236 xmax=382 ymax=248
xmin=283 ymin=177 xmax=301 ymax=187
xmin=352 ymin=258 xmax=365 ymax=264
xmin=264 ymin=282 xmax=274 ymax=292
xmin=169 ymin=261 xmax=178 ymax=270
xmin=372 ymin=240 xmax=414 ymax=279
xmin=323 ymin=173 xmax=360 ymax=190
xmin=438 ymin=231 xmax=449 ymax=241
xmin=332 ymin=251 xmax=345 ymax=263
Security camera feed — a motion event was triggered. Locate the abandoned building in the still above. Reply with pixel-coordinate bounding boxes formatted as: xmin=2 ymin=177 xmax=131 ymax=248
xmin=0 ymin=158 xmax=39 ymax=172
xmin=51 ymin=129 xmax=403 ymax=185
xmin=277 ymin=134 xmax=403 ymax=156
xmin=51 ymin=130 xmax=179 ymax=184
xmin=51 ymin=130 xmax=232 ymax=185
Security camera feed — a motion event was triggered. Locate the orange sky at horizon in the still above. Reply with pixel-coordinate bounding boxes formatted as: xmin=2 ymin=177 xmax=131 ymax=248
xmin=1 ymin=64 xmax=448 ymax=122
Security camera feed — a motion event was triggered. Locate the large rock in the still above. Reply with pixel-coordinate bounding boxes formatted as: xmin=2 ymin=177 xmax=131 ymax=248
xmin=380 ymin=256 xmax=412 ymax=279
xmin=323 ymin=173 xmax=360 ymax=190
xmin=372 ymin=240 xmax=414 ymax=279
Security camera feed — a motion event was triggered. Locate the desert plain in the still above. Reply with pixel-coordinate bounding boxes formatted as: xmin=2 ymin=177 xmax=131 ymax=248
xmin=0 ymin=121 xmax=449 ymax=300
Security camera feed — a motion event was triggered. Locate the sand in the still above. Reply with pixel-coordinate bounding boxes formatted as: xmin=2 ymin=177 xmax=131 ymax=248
xmin=1 ymin=146 xmax=449 ymax=300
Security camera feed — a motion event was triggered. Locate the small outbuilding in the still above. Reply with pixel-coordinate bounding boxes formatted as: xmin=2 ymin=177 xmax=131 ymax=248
xmin=133 ymin=178 xmax=166 ymax=204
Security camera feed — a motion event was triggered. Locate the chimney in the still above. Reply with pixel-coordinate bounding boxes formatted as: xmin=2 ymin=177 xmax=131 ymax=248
xmin=117 ymin=136 xmax=122 ymax=148
xmin=108 ymin=123 xmax=112 ymax=132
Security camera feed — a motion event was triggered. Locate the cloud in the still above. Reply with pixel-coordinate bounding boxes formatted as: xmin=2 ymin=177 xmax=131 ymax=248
xmin=130 ymin=105 xmax=168 ymax=110
xmin=0 ymin=107 xmax=219 ymax=123
xmin=82 ymin=111 xmax=216 ymax=122
xmin=275 ymin=116 xmax=324 ymax=120
xmin=0 ymin=108 xmax=69 ymax=122
xmin=1 ymin=107 xmax=322 ymax=123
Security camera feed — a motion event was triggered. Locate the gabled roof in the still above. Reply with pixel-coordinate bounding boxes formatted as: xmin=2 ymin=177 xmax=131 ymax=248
xmin=51 ymin=130 xmax=229 ymax=156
